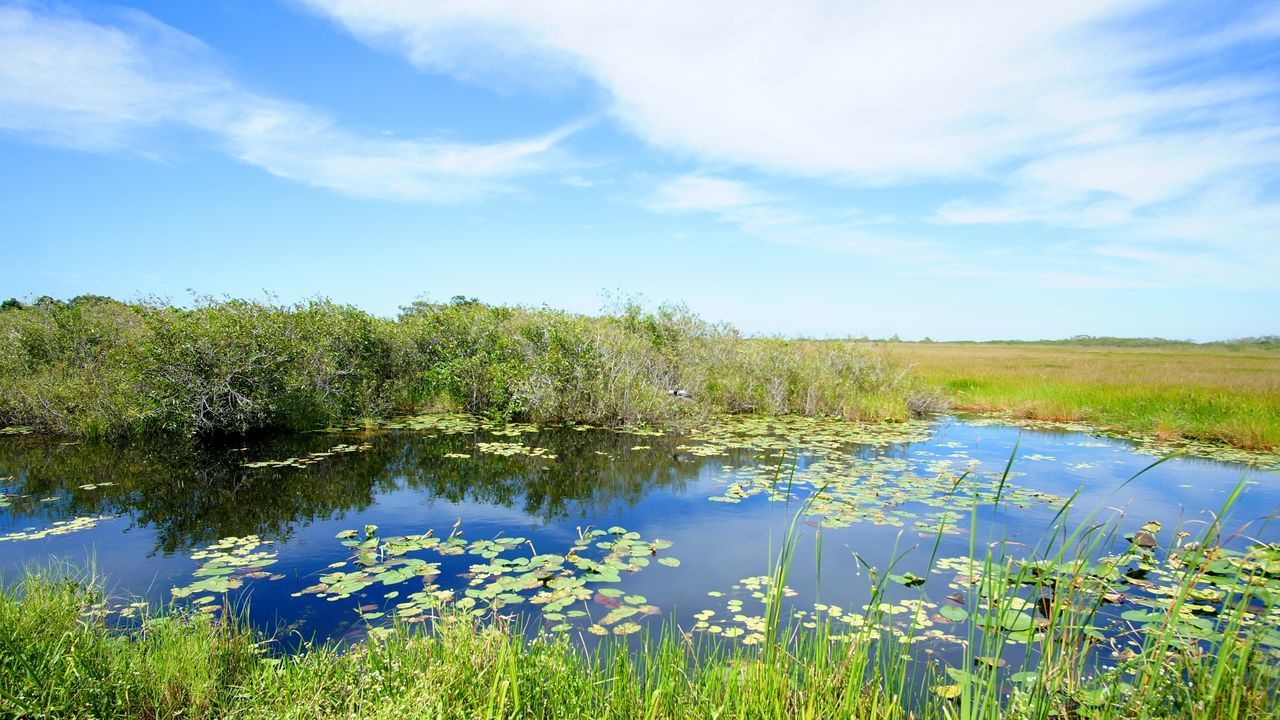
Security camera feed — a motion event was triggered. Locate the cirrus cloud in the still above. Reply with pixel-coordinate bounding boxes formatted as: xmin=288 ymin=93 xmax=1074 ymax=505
xmin=0 ymin=2 xmax=580 ymax=202
xmin=300 ymin=0 xmax=1280 ymax=288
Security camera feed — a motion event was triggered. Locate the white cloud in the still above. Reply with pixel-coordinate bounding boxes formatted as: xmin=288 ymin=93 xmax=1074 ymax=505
xmin=938 ymin=128 xmax=1280 ymax=228
xmin=647 ymin=170 xmax=1280 ymax=291
xmin=647 ymin=174 xmax=941 ymax=261
xmin=300 ymin=1 xmax=1278 ymax=177
xmin=0 ymin=3 xmax=576 ymax=202
xmin=3 ymin=1 xmax=1276 ymax=292
xmin=647 ymin=174 xmax=767 ymax=213
xmin=301 ymin=0 xmax=1280 ymax=277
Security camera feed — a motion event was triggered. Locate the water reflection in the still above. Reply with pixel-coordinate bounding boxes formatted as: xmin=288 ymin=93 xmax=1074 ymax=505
xmin=0 ymin=428 xmax=732 ymax=553
xmin=0 ymin=417 xmax=1276 ymax=652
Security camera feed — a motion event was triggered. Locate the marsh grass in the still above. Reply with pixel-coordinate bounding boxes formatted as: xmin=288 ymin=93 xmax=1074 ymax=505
xmin=934 ymin=456 xmax=1279 ymax=720
xmin=881 ymin=341 xmax=1280 ymax=450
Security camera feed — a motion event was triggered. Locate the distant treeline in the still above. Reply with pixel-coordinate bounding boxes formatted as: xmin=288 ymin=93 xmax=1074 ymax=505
xmin=870 ymin=335 xmax=1279 ymax=348
xmin=0 ymin=295 xmax=937 ymax=438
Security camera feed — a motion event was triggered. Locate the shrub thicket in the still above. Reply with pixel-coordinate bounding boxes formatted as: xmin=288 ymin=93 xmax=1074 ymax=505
xmin=0 ymin=295 xmax=936 ymax=438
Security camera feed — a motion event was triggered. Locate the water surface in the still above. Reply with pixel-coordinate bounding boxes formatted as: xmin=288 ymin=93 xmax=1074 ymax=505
xmin=1 ymin=415 xmax=1276 ymax=652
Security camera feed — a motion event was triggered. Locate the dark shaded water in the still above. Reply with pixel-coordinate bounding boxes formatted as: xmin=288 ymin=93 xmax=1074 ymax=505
xmin=1 ymin=416 xmax=1277 ymax=652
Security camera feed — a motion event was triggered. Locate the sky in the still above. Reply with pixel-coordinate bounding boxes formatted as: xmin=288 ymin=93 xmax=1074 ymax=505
xmin=1 ymin=0 xmax=1278 ymax=340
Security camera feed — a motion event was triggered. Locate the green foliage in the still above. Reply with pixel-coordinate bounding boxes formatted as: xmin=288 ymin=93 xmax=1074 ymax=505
xmin=0 ymin=570 xmax=912 ymax=720
xmin=135 ymin=299 xmax=399 ymax=434
xmin=0 ymin=297 xmax=403 ymax=437
xmin=0 ymin=295 xmax=928 ymax=438
xmin=0 ymin=569 xmax=259 ymax=719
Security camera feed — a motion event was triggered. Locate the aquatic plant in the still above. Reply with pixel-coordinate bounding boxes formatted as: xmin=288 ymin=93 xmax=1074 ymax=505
xmin=170 ymin=535 xmax=281 ymax=603
xmin=0 ymin=514 xmax=114 ymax=542
xmin=276 ymin=522 xmax=678 ymax=636
xmin=241 ymin=442 xmax=373 ymax=469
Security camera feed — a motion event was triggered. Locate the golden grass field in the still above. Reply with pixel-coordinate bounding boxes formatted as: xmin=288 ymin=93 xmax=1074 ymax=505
xmin=881 ymin=341 xmax=1280 ymax=450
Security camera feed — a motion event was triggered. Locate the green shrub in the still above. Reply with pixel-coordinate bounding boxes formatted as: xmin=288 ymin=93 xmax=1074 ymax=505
xmin=0 ymin=295 xmax=926 ymax=438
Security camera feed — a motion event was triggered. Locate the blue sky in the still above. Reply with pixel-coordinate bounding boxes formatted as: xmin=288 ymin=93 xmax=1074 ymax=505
xmin=1 ymin=0 xmax=1278 ymax=340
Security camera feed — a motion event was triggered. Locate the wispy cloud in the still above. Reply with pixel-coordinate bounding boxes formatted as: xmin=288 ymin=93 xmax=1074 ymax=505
xmin=301 ymin=0 xmax=1280 ymax=287
xmin=299 ymin=2 xmax=1280 ymax=178
xmin=937 ymin=128 xmax=1280 ymax=227
xmin=0 ymin=2 xmax=578 ymax=202
xmin=647 ymin=174 xmax=940 ymax=260
xmin=647 ymin=174 xmax=770 ymax=213
xmin=648 ymin=172 xmax=1279 ymax=292
xmin=3 ymin=0 xmax=1276 ymax=298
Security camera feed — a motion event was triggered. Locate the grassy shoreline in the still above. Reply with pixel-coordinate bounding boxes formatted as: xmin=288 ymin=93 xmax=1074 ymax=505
xmin=882 ymin=341 xmax=1280 ymax=451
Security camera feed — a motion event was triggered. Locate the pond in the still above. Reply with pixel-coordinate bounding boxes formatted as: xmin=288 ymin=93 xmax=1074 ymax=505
xmin=1 ymin=414 xmax=1278 ymax=664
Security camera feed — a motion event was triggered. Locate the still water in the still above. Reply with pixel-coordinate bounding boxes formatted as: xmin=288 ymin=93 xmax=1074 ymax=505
xmin=1 ymin=415 xmax=1276 ymax=652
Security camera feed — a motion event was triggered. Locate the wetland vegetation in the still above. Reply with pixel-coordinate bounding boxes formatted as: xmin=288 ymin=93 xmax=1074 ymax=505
xmin=1 ymin=296 xmax=1278 ymax=719
xmin=5 ymin=296 xmax=1276 ymax=454
xmin=0 ymin=295 xmax=932 ymax=439
xmin=887 ymin=340 xmax=1280 ymax=451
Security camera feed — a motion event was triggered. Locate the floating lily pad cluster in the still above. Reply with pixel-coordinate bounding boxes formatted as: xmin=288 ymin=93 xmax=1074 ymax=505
xmin=242 ymin=442 xmax=373 ymax=469
xmin=462 ymin=527 xmax=673 ymax=636
xmin=337 ymin=413 xmax=537 ymax=437
xmin=692 ymin=575 xmax=956 ymax=647
xmin=0 ymin=514 xmax=113 ymax=542
xmin=692 ymin=575 xmax=794 ymax=644
xmin=695 ymin=419 xmax=1059 ymax=535
xmin=112 ymin=600 xmax=152 ymax=620
xmin=919 ymin=531 xmax=1280 ymax=702
xmin=384 ymin=413 xmax=483 ymax=433
xmin=1102 ymin=535 xmax=1280 ymax=651
xmin=679 ymin=415 xmax=934 ymax=458
xmin=675 ymin=415 xmax=1060 ymax=534
xmin=475 ymin=442 xmax=556 ymax=459
xmin=292 ymin=523 xmax=678 ymax=636
xmin=293 ymin=524 xmax=461 ymax=620
xmin=620 ymin=425 xmax=665 ymax=437
xmin=322 ymin=413 xmax=575 ymax=463
xmin=487 ymin=423 xmax=541 ymax=437
xmin=171 ymin=535 xmax=281 ymax=605
xmin=0 ymin=426 xmax=33 ymax=435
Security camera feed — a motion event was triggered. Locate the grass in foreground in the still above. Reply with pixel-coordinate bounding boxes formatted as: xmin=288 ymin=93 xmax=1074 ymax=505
xmin=0 ymin=572 xmax=915 ymax=720
xmin=881 ymin=341 xmax=1280 ymax=450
